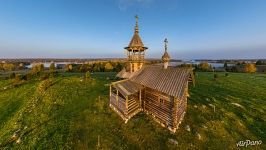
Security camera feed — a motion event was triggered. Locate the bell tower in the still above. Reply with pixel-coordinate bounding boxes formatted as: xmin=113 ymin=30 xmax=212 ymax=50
xmin=124 ymin=15 xmax=148 ymax=73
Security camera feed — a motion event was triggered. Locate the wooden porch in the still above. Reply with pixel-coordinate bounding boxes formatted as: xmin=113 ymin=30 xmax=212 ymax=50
xmin=109 ymin=80 xmax=143 ymax=123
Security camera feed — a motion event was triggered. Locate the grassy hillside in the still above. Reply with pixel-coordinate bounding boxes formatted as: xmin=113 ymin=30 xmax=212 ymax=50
xmin=0 ymin=72 xmax=265 ymax=149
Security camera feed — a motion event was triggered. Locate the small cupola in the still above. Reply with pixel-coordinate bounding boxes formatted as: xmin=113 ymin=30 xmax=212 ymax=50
xmin=162 ymin=38 xmax=171 ymax=69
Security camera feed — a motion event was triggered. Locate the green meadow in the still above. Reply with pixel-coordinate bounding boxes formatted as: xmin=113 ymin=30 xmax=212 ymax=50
xmin=0 ymin=72 xmax=265 ymax=149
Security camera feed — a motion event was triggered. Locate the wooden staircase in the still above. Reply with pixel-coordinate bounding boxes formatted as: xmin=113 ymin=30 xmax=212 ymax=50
xmin=127 ymin=98 xmax=141 ymax=119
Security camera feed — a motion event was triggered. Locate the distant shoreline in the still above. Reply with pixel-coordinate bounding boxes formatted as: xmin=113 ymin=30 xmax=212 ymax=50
xmin=0 ymin=58 xmax=265 ymax=63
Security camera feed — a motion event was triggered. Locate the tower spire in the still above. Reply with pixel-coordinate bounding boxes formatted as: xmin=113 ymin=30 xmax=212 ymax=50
xmin=135 ymin=15 xmax=139 ymax=33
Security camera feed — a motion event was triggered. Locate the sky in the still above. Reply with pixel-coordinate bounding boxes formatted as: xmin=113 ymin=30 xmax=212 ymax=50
xmin=0 ymin=0 xmax=266 ymax=59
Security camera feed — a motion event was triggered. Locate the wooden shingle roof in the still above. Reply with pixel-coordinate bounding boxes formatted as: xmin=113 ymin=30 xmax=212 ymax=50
xmin=130 ymin=66 xmax=193 ymax=99
xmin=116 ymin=68 xmax=141 ymax=79
xmin=124 ymin=16 xmax=148 ymax=51
xmin=113 ymin=80 xmax=144 ymax=97
xmin=128 ymin=33 xmax=144 ymax=47
xmin=124 ymin=32 xmax=148 ymax=51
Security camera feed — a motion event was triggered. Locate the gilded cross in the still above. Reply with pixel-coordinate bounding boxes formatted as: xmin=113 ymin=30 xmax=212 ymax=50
xmin=164 ymin=38 xmax=168 ymax=52
xmin=134 ymin=15 xmax=139 ymax=33
xmin=135 ymin=15 xmax=139 ymax=23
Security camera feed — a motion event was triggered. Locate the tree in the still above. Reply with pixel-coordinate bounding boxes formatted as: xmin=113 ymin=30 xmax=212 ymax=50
xmin=93 ymin=64 xmax=100 ymax=72
xmin=244 ymin=63 xmax=257 ymax=73
xmin=79 ymin=64 xmax=85 ymax=72
xmin=0 ymin=63 xmax=3 ymax=70
xmin=181 ymin=64 xmax=193 ymax=68
xmin=32 ymin=63 xmax=44 ymax=73
xmin=39 ymin=64 xmax=44 ymax=72
xmin=65 ymin=64 xmax=73 ymax=72
xmin=49 ymin=63 xmax=56 ymax=72
xmin=115 ymin=62 xmax=123 ymax=71
xmin=9 ymin=63 xmax=15 ymax=71
xmin=79 ymin=64 xmax=91 ymax=72
xmin=100 ymin=63 xmax=105 ymax=72
xmin=111 ymin=62 xmax=117 ymax=71
xmin=105 ymin=62 xmax=113 ymax=72
xmin=198 ymin=62 xmax=210 ymax=71
xmin=18 ymin=63 xmax=24 ymax=70
xmin=230 ymin=66 xmax=238 ymax=72
xmin=3 ymin=63 xmax=15 ymax=71
xmin=256 ymin=60 xmax=264 ymax=65
xmin=224 ymin=62 xmax=228 ymax=69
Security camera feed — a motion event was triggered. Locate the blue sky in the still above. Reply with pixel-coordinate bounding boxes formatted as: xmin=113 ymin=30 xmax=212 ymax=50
xmin=0 ymin=0 xmax=266 ymax=59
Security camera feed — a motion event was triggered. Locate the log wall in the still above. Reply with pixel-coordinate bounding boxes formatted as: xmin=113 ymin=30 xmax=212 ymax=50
xmin=110 ymin=81 xmax=189 ymax=132
xmin=144 ymin=87 xmax=174 ymax=127
xmin=175 ymin=82 xmax=188 ymax=128
xmin=143 ymin=85 xmax=188 ymax=130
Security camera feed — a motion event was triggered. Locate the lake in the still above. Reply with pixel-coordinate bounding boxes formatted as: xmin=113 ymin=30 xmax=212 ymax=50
xmin=26 ymin=62 xmax=81 ymax=68
xmin=169 ymin=61 xmax=235 ymax=68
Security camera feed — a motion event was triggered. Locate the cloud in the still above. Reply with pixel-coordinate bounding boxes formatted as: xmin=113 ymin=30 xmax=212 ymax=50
xmin=117 ymin=0 xmax=154 ymax=11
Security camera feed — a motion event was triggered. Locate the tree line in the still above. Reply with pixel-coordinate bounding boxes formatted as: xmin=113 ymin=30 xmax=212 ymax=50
xmin=64 ymin=62 xmax=124 ymax=73
xmin=2 ymin=61 xmax=125 ymax=81
xmin=182 ymin=61 xmax=261 ymax=73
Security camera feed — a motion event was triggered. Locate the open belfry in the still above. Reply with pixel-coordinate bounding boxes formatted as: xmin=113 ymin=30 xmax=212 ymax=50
xmin=110 ymin=16 xmax=194 ymax=133
xmin=125 ymin=15 xmax=148 ymax=73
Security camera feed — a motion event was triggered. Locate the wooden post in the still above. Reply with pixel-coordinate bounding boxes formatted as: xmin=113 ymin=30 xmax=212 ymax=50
xmin=126 ymin=96 xmax=128 ymax=116
xmin=130 ymin=63 xmax=132 ymax=73
xmin=109 ymin=85 xmax=112 ymax=97
xmin=126 ymin=96 xmax=128 ymax=109
xmin=116 ymin=89 xmax=119 ymax=106
xmin=143 ymin=101 xmax=145 ymax=111
xmin=97 ymin=135 xmax=100 ymax=148
xmin=139 ymin=90 xmax=142 ymax=108
xmin=143 ymin=88 xmax=146 ymax=111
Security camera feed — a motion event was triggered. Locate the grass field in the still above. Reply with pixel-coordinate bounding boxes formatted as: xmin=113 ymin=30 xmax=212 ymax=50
xmin=0 ymin=72 xmax=265 ymax=149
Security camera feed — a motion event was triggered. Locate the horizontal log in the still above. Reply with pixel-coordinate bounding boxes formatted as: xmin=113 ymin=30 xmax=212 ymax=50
xmin=145 ymin=98 xmax=172 ymax=111
xmin=145 ymin=103 xmax=173 ymax=123
xmin=128 ymin=103 xmax=140 ymax=113
xmin=145 ymin=93 xmax=173 ymax=107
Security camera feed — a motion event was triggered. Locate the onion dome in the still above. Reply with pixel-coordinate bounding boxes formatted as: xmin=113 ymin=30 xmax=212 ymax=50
xmin=162 ymin=38 xmax=171 ymax=62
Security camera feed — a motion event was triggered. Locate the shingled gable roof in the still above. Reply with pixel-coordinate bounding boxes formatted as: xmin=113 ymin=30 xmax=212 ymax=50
xmin=113 ymin=80 xmax=144 ymax=97
xmin=129 ymin=66 xmax=193 ymax=99
xmin=116 ymin=68 xmax=141 ymax=79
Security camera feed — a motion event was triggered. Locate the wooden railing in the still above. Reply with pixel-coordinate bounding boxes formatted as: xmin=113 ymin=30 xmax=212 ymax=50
xmin=128 ymin=55 xmax=144 ymax=61
xmin=110 ymin=93 xmax=126 ymax=115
